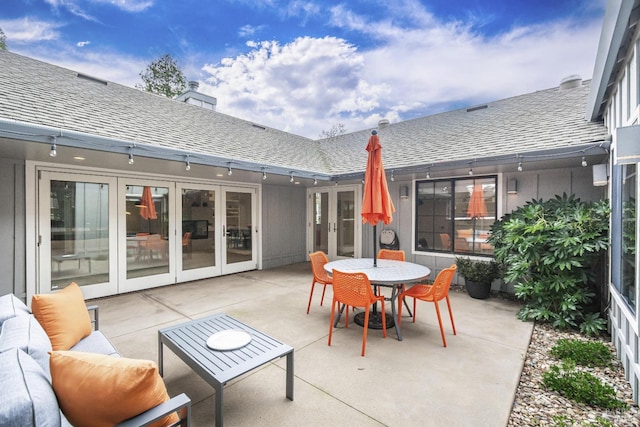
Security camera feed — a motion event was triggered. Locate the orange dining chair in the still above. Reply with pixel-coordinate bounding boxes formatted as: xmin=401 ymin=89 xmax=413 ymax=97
xmin=377 ymin=249 xmax=413 ymax=315
xmin=328 ymin=269 xmax=386 ymax=356
xmin=307 ymin=251 xmax=333 ymax=314
xmin=182 ymin=232 xmax=192 ymax=258
xmin=397 ymin=264 xmax=457 ymax=347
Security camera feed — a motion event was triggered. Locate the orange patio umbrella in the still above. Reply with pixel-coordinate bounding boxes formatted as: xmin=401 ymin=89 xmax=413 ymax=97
xmin=361 ymin=130 xmax=395 ymax=267
xmin=139 ymin=186 xmax=157 ymax=220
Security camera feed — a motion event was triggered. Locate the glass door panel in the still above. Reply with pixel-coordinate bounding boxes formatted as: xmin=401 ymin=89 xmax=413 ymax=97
xmin=39 ymin=172 xmax=118 ymax=299
xmin=336 ymin=190 xmax=355 ymax=257
xmin=177 ymin=185 xmax=220 ymax=281
xmin=120 ymin=179 xmax=174 ymax=293
xmin=222 ymin=188 xmax=256 ymax=274
xmin=312 ymin=192 xmax=329 ymax=254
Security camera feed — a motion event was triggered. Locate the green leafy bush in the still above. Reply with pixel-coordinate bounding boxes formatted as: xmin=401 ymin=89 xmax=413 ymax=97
xmin=550 ymin=338 xmax=612 ymax=367
xmin=542 ymin=362 xmax=626 ymax=410
xmin=488 ymin=194 xmax=609 ymax=334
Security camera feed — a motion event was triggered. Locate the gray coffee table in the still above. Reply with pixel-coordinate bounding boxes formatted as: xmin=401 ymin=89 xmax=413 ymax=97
xmin=158 ymin=313 xmax=294 ymax=426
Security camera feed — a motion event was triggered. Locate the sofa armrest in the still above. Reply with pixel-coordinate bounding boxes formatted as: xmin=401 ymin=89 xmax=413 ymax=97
xmin=86 ymin=305 xmax=99 ymax=330
xmin=115 ymin=393 xmax=191 ymax=427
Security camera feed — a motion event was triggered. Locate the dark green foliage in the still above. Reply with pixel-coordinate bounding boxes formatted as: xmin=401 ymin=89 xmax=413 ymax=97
xmin=542 ymin=362 xmax=626 ymax=410
xmin=550 ymin=338 xmax=612 ymax=367
xmin=0 ymin=28 xmax=6 ymax=51
xmin=137 ymin=53 xmax=187 ymax=98
xmin=487 ymin=194 xmax=609 ymax=334
xmin=455 ymin=256 xmax=503 ymax=283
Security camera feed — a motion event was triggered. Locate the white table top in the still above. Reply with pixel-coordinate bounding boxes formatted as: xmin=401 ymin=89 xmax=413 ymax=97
xmin=324 ymin=258 xmax=431 ymax=285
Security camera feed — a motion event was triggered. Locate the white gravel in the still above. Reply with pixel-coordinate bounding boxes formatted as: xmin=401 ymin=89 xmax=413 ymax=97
xmin=507 ymin=322 xmax=639 ymax=426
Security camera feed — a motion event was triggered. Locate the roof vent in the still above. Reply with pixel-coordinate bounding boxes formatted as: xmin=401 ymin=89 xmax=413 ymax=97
xmin=559 ymin=75 xmax=582 ymax=90
xmin=188 ymin=80 xmax=199 ymax=91
xmin=378 ymin=119 xmax=390 ymax=128
xmin=466 ymin=104 xmax=488 ymax=113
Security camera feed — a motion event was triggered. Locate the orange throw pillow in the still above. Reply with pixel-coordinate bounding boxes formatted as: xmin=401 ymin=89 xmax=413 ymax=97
xmin=31 ymin=282 xmax=92 ymax=351
xmin=50 ymin=351 xmax=179 ymax=427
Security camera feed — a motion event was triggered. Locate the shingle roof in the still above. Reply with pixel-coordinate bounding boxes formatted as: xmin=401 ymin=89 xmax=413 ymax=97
xmin=0 ymin=51 xmax=607 ymax=177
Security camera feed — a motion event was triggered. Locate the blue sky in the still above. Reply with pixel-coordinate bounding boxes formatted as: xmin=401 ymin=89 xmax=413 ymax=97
xmin=1 ymin=0 xmax=605 ymax=138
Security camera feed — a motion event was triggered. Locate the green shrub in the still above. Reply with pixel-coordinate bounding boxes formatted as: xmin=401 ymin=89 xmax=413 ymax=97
xmin=542 ymin=362 xmax=626 ymax=410
xmin=488 ymin=194 xmax=610 ymax=334
xmin=550 ymin=338 xmax=612 ymax=367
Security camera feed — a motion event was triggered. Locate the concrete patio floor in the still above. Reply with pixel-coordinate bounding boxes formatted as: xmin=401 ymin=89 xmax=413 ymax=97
xmin=89 ymin=262 xmax=533 ymax=427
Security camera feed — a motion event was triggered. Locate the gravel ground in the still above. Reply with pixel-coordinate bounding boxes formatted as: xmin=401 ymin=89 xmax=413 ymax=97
xmin=507 ymin=322 xmax=639 ymax=426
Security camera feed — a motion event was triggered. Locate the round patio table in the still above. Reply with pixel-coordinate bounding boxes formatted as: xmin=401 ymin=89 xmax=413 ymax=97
xmin=324 ymin=258 xmax=431 ymax=341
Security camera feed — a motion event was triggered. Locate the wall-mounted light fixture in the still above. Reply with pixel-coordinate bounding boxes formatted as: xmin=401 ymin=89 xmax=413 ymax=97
xmin=592 ymin=164 xmax=608 ymax=186
xmin=400 ymin=185 xmax=410 ymax=199
xmin=507 ymin=178 xmax=518 ymax=194
xmin=128 ymin=147 xmax=134 ymax=165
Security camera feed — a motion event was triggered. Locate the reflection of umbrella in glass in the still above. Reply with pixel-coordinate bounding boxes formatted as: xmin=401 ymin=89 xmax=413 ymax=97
xmin=361 ymin=130 xmax=395 ymax=267
xmin=466 ymin=183 xmax=486 ymax=249
xmin=467 ymin=184 xmax=487 ymax=219
xmin=139 ymin=186 xmax=157 ymax=220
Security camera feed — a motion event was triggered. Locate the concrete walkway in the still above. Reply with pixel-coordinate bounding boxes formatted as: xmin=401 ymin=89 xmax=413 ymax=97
xmin=90 ymin=262 xmax=533 ymax=426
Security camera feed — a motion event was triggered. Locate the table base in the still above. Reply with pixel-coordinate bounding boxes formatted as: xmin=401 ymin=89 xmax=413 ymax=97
xmin=353 ymin=311 xmax=395 ymax=329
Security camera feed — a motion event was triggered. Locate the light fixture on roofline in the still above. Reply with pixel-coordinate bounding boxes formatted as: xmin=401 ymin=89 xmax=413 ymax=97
xmin=227 ymin=164 xmax=233 ymax=175
xmin=128 ymin=147 xmax=134 ymax=165
xmin=313 ymin=177 xmax=318 ymax=185
xmin=185 ymin=155 xmax=191 ymax=171
xmin=581 ymin=156 xmax=587 ymax=167
xmin=517 ymin=161 xmax=523 ymax=172
xmin=290 ymin=173 xmax=294 ymax=183
xmin=390 ymin=170 xmax=395 ymax=182
xmin=263 ymin=171 xmax=267 ymax=180
xmin=468 ymin=162 xmax=473 ymax=176
xmin=49 ymin=137 xmax=57 ymax=157
xmin=426 ymin=167 xmax=431 ymax=179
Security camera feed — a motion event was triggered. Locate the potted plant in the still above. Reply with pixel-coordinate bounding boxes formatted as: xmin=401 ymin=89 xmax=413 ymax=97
xmin=455 ymin=257 xmax=503 ymax=299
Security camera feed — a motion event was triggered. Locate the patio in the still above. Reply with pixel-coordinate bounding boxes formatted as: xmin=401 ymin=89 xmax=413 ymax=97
xmin=91 ymin=262 xmax=532 ymax=426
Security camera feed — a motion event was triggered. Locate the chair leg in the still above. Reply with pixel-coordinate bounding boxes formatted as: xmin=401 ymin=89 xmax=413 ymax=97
xmin=361 ymin=306 xmax=369 ymax=356
xmin=380 ymin=299 xmax=387 ymax=339
xmin=412 ymin=299 xmax=418 ymax=323
xmin=307 ymin=280 xmax=316 ymax=314
xmin=320 ymin=284 xmax=327 ymax=306
xmin=328 ymin=299 xmax=337 ymax=346
xmin=433 ymin=301 xmax=447 ymax=347
xmin=446 ymin=295 xmax=457 ymax=335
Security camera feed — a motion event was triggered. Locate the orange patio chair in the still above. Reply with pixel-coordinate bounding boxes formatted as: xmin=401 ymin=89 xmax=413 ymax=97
xmin=377 ymin=249 xmax=413 ymax=315
xmin=328 ymin=269 xmax=386 ymax=356
xmin=182 ymin=231 xmax=192 ymax=258
xmin=307 ymin=251 xmax=333 ymax=314
xmin=397 ymin=264 xmax=457 ymax=347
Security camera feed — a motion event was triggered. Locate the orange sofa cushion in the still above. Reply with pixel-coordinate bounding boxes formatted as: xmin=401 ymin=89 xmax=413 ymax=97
xmin=49 ymin=351 xmax=179 ymax=427
xmin=31 ymin=283 xmax=92 ymax=351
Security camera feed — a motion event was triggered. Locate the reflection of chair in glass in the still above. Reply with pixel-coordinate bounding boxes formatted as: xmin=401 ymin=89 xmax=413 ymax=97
xmin=328 ymin=270 xmax=386 ymax=356
xmin=307 ymin=251 xmax=333 ymax=314
xmin=139 ymin=234 xmax=167 ymax=261
xmin=397 ymin=264 xmax=457 ymax=347
xmin=440 ymin=233 xmax=451 ymax=250
xmin=182 ymin=232 xmax=192 ymax=258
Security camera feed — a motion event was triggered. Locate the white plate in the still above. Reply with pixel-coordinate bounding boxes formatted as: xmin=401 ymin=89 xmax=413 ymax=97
xmin=206 ymin=329 xmax=252 ymax=351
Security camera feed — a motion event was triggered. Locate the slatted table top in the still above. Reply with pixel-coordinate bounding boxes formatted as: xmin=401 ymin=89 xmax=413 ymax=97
xmin=158 ymin=313 xmax=293 ymax=386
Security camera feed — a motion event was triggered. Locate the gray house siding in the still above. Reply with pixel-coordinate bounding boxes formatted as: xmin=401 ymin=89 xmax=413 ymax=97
xmin=261 ymin=184 xmax=307 ymax=269
xmin=0 ymin=158 xmax=26 ymax=299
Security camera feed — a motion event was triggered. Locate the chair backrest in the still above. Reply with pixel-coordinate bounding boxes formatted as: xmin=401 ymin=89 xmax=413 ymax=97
xmin=331 ymin=270 xmax=376 ymax=306
xmin=431 ymin=264 xmax=457 ymax=301
xmin=377 ymin=249 xmax=405 ymax=261
xmin=309 ymin=251 xmax=331 ymax=282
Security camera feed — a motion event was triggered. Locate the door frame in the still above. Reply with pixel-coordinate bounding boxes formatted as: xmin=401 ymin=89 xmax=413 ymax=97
xmin=306 ymin=185 xmax=361 ymax=260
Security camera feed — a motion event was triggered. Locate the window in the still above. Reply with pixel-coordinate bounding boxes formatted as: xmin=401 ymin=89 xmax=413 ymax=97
xmin=415 ymin=176 xmax=497 ymax=256
xmin=620 ymin=164 xmax=637 ymax=311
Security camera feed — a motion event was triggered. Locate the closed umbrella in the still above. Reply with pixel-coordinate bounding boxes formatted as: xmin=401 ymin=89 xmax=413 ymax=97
xmin=139 ymin=186 xmax=157 ymax=220
xmin=466 ymin=183 xmax=487 ymax=250
xmin=361 ymin=130 xmax=395 ymax=267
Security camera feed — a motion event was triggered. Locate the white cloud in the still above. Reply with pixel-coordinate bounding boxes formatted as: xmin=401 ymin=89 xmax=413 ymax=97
xmin=0 ymin=17 xmax=63 ymax=43
xmin=76 ymin=41 xmax=91 ymax=47
xmin=44 ymin=0 xmax=153 ymax=19
xmin=197 ymin=2 xmax=603 ymax=138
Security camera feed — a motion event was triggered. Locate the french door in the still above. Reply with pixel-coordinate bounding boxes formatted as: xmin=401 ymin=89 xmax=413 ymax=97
xmin=176 ymin=184 xmax=257 ymax=280
xmin=307 ymin=185 xmax=360 ymax=259
xmin=38 ymin=172 xmax=118 ymax=299
xmin=38 ymin=170 xmax=258 ymax=299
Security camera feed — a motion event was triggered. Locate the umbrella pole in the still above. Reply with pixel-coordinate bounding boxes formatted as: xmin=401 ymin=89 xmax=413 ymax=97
xmin=373 ymin=224 xmax=377 ymax=267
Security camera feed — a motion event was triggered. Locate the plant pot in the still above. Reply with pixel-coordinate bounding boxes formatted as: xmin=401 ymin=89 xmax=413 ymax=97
xmin=465 ymin=280 xmax=492 ymax=299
